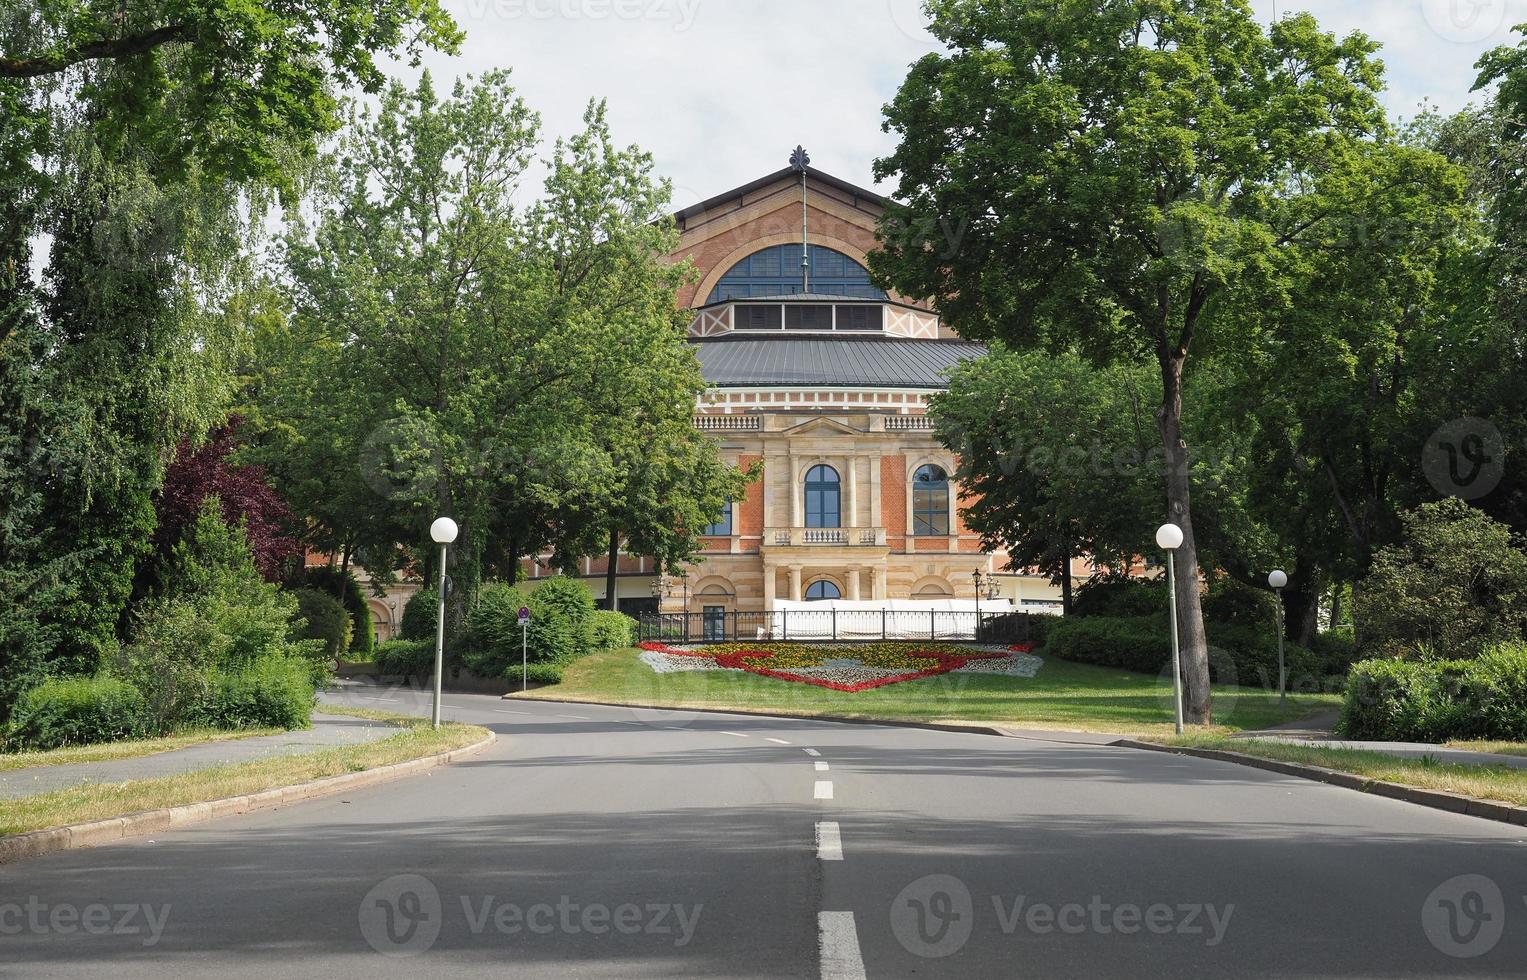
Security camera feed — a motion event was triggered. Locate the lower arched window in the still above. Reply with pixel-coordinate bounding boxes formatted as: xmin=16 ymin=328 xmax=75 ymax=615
xmin=805 ymin=580 xmax=842 ymax=601
xmin=913 ymin=464 xmax=950 ymax=536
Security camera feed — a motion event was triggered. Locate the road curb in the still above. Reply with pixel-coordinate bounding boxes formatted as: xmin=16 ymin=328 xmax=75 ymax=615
xmin=1116 ymin=739 xmax=1527 ymax=828
xmin=0 ymin=730 xmax=497 ymax=865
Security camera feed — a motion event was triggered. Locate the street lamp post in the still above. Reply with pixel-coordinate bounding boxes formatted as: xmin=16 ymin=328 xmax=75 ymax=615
xmin=1157 ymin=523 xmax=1186 ymax=735
xmin=429 ymin=517 xmax=458 ymax=730
xmin=972 ymin=569 xmax=984 ymax=640
xmin=1268 ymin=570 xmax=1289 ymax=703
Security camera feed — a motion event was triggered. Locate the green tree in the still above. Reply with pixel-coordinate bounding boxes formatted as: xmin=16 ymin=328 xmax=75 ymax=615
xmin=1354 ymin=499 xmax=1527 ymax=660
xmin=931 ymin=346 xmax=1162 ymax=614
xmin=0 ymin=0 xmax=459 ymax=716
xmin=261 ymin=75 xmax=721 ymax=631
xmin=874 ymin=0 xmax=1389 ymax=722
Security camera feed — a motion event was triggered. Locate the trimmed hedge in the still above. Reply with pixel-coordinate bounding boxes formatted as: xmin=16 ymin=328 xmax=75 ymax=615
xmin=1040 ymin=613 xmax=1329 ymax=689
xmin=189 ymin=656 xmax=316 ymax=731
xmin=587 ymin=610 xmax=637 ymax=650
xmin=375 ymin=639 xmax=438 ymax=681
xmin=1339 ymin=644 xmax=1527 ymax=741
xmin=5 ymin=676 xmax=146 ymax=751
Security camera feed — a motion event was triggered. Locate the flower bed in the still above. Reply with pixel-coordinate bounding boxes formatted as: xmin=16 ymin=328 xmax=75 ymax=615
xmin=637 ymin=641 xmax=1042 ymax=691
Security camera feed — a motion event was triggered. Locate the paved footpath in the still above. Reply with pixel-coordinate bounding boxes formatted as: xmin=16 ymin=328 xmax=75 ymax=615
xmin=1234 ymin=710 xmax=1527 ymax=770
xmin=0 ymin=714 xmax=397 ymax=800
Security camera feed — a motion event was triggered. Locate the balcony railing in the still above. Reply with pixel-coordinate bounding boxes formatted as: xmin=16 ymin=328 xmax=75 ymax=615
xmin=884 ymin=415 xmax=935 ymax=431
xmin=694 ymin=414 xmax=763 ymax=431
xmin=766 ymin=527 xmax=888 ymax=547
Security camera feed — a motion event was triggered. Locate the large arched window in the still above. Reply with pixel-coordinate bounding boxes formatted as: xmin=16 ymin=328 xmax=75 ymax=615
xmin=913 ymin=465 xmax=950 ymax=536
xmin=707 ymin=245 xmax=888 ymax=303
xmin=804 ymin=465 xmax=841 ymax=529
xmin=805 ymin=580 xmax=842 ymax=601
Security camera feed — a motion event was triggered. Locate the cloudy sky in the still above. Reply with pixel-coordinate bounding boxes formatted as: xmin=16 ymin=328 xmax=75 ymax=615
xmin=398 ymin=0 xmax=1527 ymax=204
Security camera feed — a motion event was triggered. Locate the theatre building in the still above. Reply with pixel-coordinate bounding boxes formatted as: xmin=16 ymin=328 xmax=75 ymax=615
xmin=634 ymin=154 xmax=1070 ymax=622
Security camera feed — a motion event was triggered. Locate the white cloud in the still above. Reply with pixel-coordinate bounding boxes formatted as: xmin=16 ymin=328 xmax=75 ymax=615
xmin=392 ymin=0 xmax=1526 ymax=200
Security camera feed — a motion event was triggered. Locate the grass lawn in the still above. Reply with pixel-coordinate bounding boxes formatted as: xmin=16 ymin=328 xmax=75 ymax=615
xmin=0 ymin=728 xmax=282 ymax=773
xmin=0 ymin=712 xmax=489 ymax=837
xmin=514 ymin=648 xmax=1340 ymax=735
xmin=1154 ymin=734 xmax=1527 ymax=808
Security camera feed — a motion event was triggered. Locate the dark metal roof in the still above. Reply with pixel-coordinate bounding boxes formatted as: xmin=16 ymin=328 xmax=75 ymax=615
xmin=693 ymin=337 xmax=985 ymax=389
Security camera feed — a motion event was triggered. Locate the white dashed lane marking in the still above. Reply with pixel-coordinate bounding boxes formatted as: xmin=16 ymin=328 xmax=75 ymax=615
xmin=764 ymin=737 xmax=792 ymax=745
xmin=803 ymin=748 xmax=821 ymax=757
xmin=721 ymin=731 xmax=749 ymax=738
xmin=816 ymin=821 xmax=844 ymax=861
xmin=818 ymin=912 xmax=867 ymax=980
xmin=815 ymin=761 xmax=830 ymax=772
xmin=814 ymin=780 xmax=834 ymax=800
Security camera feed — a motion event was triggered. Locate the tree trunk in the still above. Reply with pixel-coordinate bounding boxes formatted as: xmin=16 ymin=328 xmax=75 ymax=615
xmin=1060 ymin=538 xmax=1074 ymax=617
xmin=1329 ymin=585 xmax=1343 ymax=630
xmin=1283 ymin=584 xmax=1321 ymax=648
xmin=605 ymin=528 xmax=621 ymax=613
xmin=1157 ymin=351 xmax=1212 ymax=724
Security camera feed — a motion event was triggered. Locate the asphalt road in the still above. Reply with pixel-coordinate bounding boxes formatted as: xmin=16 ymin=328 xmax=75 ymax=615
xmin=2 ymin=684 xmax=1525 ymax=979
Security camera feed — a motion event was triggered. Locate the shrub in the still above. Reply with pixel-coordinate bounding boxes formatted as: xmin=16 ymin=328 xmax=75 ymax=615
xmin=530 ymin=576 xmax=596 ymax=650
xmin=289 ymin=588 xmax=352 ymax=658
xmin=300 ymin=567 xmax=375 ymax=657
xmin=400 ymin=588 xmax=438 ymax=641
xmin=1071 ymin=578 xmax=1166 ymax=618
xmin=5 ymin=676 xmax=146 ymax=751
xmin=118 ymin=501 xmax=323 ymax=731
xmin=1041 ymin=613 xmax=1326 ymax=689
xmin=1355 ymin=498 xmax=1527 ymax=660
xmin=374 ymin=639 xmax=438 ymax=681
xmin=189 ymin=657 xmax=315 ymax=731
xmin=587 ymin=610 xmax=637 ymax=650
xmin=461 ymin=579 xmax=589 ymax=681
xmin=1339 ymin=643 xmax=1527 ymax=741
xmin=1042 ymin=615 xmax=1172 ymax=674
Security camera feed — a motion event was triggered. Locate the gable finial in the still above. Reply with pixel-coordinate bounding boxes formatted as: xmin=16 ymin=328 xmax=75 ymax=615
xmin=790 ymin=145 xmax=811 ymax=173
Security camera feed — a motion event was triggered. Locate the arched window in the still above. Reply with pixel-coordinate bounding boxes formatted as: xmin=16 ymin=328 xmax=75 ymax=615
xmin=707 ymin=245 xmax=888 ymax=303
xmin=805 ymin=580 xmax=842 ymax=601
xmin=913 ymin=465 xmax=950 ymax=536
xmin=804 ymin=465 xmax=841 ymax=529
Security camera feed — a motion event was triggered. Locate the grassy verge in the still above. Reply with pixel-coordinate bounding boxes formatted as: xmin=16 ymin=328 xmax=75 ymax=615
xmin=0 ymin=713 xmax=489 ymax=837
xmin=513 ymin=648 xmax=1340 ymax=735
xmin=1153 ymin=734 xmax=1527 ymax=808
xmin=0 ymin=728 xmax=282 ymax=772
xmin=1446 ymin=741 xmax=1527 ymax=758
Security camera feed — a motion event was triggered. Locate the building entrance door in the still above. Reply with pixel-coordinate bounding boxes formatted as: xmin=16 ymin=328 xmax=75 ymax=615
xmin=702 ymin=605 xmax=727 ymax=641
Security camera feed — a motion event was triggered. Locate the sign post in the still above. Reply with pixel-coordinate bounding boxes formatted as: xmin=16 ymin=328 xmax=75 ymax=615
xmin=518 ymin=606 xmax=530 ymax=692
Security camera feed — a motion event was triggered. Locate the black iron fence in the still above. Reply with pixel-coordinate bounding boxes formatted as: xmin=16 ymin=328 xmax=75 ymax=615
xmin=638 ymin=609 xmax=1053 ymax=644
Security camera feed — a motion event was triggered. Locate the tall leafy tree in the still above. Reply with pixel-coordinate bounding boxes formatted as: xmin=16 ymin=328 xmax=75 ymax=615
xmin=873 ymin=0 xmax=1389 ymax=722
xmin=0 ymin=0 xmax=459 ymax=714
xmin=932 ymin=346 xmax=1162 ymax=614
xmin=260 ymin=76 xmax=733 ymax=625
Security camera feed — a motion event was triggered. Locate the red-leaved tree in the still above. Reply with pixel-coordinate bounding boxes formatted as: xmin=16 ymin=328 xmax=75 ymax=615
xmin=155 ymin=419 xmax=302 ymax=580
